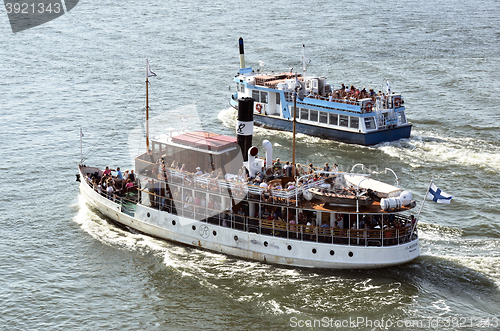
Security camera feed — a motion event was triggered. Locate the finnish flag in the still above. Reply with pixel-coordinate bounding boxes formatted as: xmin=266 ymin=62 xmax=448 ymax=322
xmin=427 ymin=183 xmax=453 ymax=204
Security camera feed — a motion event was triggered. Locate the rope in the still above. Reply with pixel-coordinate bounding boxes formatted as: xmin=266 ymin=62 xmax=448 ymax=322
xmin=81 ymin=83 xmax=144 ymax=163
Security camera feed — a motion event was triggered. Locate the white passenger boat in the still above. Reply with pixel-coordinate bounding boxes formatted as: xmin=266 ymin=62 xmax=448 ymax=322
xmin=230 ymin=38 xmax=412 ymax=145
xmin=77 ymin=72 xmax=420 ymax=269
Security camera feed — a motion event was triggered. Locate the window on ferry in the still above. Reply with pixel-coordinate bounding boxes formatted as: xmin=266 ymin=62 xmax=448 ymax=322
xmin=252 ymin=90 xmax=259 ymax=102
xmin=397 ymin=111 xmax=406 ymax=124
xmin=310 ymin=110 xmax=318 ymax=122
xmin=329 ymin=113 xmax=338 ymax=126
xmin=319 ymin=112 xmax=328 ymax=124
xmin=364 ymin=117 xmax=376 ymax=130
xmin=339 ymin=115 xmax=349 ymax=127
xmin=260 ymin=91 xmax=268 ymax=103
xmin=300 ymin=108 xmax=309 ymax=121
xmin=285 ymin=92 xmax=293 ymax=102
xmin=276 ymin=93 xmax=280 ymax=105
xmin=350 ymin=117 xmax=359 ymax=129
xmin=240 ymin=84 xmax=245 ymax=93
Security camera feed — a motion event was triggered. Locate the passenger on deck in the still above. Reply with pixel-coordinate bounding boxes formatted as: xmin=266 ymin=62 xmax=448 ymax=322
xmin=340 ymin=83 xmax=346 ymax=91
xmin=148 ymin=149 xmax=155 ymax=163
xmin=171 ymin=160 xmax=178 ymax=169
xmin=129 ymin=170 xmax=136 ymax=182
xmin=180 ymin=164 xmax=187 ymax=172
xmin=323 ymin=162 xmax=330 ymax=172
xmin=103 ymin=166 xmax=113 ymax=176
xmin=115 ymin=167 xmax=123 ymax=180
xmin=216 ymin=172 xmax=224 ymax=180
xmin=274 ymin=158 xmax=282 ymax=171
xmin=308 ymin=163 xmax=315 ymax=174
xmin=106 ymin=182 xmax=114 ymax=200
xmin=260 ymin=179 xmax=268 ymax=188
xmin=125 ymin=179 xmax=134 ymax=188
xmin=123 ymin=170 xmax=129 ymax=181
xmin=194 ymin=167 xmax=203 ymax=176
xmin=284 ymin=161 xmax=292 ymax=177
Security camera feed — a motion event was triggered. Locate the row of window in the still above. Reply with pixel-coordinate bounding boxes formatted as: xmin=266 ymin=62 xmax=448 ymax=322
xmin=297 ymin=107 xmax=361 ymax=129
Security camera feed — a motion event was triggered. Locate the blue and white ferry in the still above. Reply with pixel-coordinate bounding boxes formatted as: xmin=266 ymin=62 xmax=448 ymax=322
xmin=230 ymin=38 xmax=412 ymax=145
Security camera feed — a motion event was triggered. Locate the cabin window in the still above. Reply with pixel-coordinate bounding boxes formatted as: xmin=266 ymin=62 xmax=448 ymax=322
xmin=310 ymin=110 xmax=318 ymax=122
xmin=319 ymin=112 xmax=328 ymax=124
xmin=397 ymin=111 xmax=406 ymax=124
xmin=339 ymin=115 xmax=349 ymax=127
xmin=252 ymin=90 xmax=259 ymax=102
xmin=329 ymin=113 xmax=338 ymax=126
xmin=364 ymin=117 xmax=376 ymax=130
xmin=350 ymin=117 xmax=359 ymax=129
xmin=260 ymin=91 xmax=268 ymax=103
xmin=300 ymin=108 xmax=309 ymax=121
xmin=276 ymin=93 xmax=280 ymax=105
xmin=285 ymin=92 xmax=293 ymax=102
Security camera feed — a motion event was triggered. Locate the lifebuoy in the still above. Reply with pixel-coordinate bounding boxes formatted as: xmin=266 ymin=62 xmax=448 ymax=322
xmin=209 ymin=179 xmax=219 ymax=192
xmin=394 ymin=98 xmax=401 ymax=108
xmin=261 ymin=189 xmax=272 ymax=202
xmin=335 ymin=213 xmax=343 ymax=223
xmin=365 ymin=102 xmax=372 ymax=112
xmin=256 ymin=103 xmax=262 ymax=113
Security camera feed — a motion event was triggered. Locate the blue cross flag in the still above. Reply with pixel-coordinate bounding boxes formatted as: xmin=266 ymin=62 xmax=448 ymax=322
xmin=427 ymin=183 xmax=453 ymax=204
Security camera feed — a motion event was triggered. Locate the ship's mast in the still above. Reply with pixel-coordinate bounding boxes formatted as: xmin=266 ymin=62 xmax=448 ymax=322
xmin=146 ymin=60 xmax=150 ymax=151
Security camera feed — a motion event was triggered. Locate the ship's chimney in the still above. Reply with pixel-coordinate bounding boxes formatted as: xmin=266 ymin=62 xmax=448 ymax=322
xmin=239 ymin=37 xmax=245 ymax=69
xmin=237 ymin=97 xmax=254 ymax=161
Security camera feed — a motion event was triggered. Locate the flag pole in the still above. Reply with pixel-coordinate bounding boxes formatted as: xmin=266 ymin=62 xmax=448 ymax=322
xmin=146 ymin=59 xmax=150 ymax=151
xmin=292 ymin=92 xmax=297 ymax=178
xmin=410 ymin=179 xmax=433 ymax=239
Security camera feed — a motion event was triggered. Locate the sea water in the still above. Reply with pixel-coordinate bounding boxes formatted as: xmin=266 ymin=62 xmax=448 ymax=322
xmin=0 ymin=0 xmax=499 ymax=330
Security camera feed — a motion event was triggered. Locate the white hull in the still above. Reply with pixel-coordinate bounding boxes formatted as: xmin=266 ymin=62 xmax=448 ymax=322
xmin=79 ymin=172 xmax=420 ymax=269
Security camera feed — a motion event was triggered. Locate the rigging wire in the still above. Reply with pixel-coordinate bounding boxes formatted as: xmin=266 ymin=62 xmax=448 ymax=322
xmin=81 ymin=83 xmax=144 ymax=163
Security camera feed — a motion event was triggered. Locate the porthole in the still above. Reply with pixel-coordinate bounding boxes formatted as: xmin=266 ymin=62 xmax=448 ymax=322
xmin=172 ymin=220 xmax=176 ymax=226
xmin=330 ymin=250 xmax=335 ymax=256
xmin=312 ymin=248 xmax=317 ymax=254
xmin=234 ymin=235 xmax=238 ymax=241
xmin=287 ymin=245 xmax=292 ymax=251
xmin=192 ymin=225 xmax=196 ymax=231
xmin=264 ymin=241 xmax=268 ymax=247
xmin=147 ymin=212 xmax=150 ymax=218
xmin=348 ymin=251 xmax=353 ymax=257
xmin=212 ymin=230 xmax=217 ymax=236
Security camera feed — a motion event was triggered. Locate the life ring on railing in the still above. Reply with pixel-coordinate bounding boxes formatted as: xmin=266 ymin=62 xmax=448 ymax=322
xmin=209 ymin=179 xmax=219 ymax=192
xmin=183 ymin=175 xmax=193 ymax=186
xmin=233 ymin=184 xmax=245 ymax=198
xmin=365 ymin=102 xmax=373 ymax=112
xmin=394 ymin=97 xmax=401 ymax=108
xmin=256 ymin=103 xmax=262 ymax=113
xmin=335 ymin=213 xmax=343 ymax=223
xmin=261 ymin=189 xmax=272 ymax=202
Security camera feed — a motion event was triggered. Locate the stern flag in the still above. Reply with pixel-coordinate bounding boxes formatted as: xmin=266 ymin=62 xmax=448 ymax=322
xmin=147 ymin=59 xmax=157 ymax=77
xmin=427 ymin=183 xmax=453 ymax=204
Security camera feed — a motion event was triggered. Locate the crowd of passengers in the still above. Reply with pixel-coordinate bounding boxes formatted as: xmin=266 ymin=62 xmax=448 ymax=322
xmin=306 ymin=83 xmax=398 ymax=109
xmin=84 ymin=166 xmax=137 ymax=201
xmin=146 ymin=149 xmax=342 ymax=191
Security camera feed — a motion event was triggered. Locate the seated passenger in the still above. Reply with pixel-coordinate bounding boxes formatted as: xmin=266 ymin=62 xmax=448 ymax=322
xmin=194 ymin=167 xmax=203 ymax=176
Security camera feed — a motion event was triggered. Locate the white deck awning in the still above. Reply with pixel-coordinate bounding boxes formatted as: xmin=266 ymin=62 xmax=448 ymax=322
xmin=344 ymin=174 xmax=401 ymax=198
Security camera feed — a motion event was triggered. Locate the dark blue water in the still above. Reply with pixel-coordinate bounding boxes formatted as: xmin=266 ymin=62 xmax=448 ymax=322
xmin=1 ymin=0 xmax=499 ymax=330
